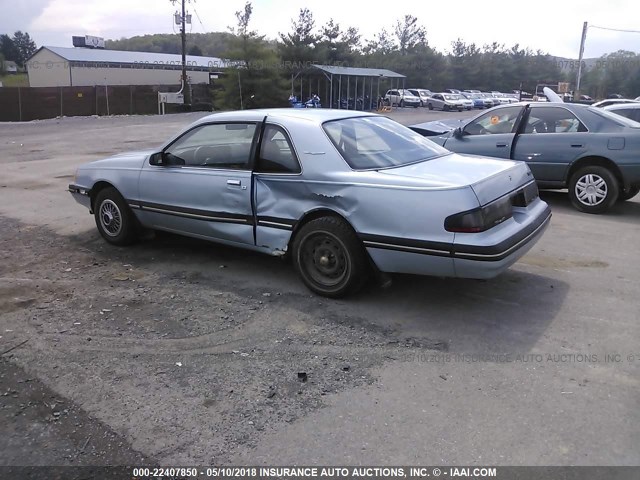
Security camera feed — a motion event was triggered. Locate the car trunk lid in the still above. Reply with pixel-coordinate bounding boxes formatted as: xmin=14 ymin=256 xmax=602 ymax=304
xmin=379 ymin=153 xmax=534 ymax=205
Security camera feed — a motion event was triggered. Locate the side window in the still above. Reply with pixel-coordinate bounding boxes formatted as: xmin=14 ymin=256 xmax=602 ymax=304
xmin=463 ymin=106 xmax=523 ymax=135
xmin=523 ymin=107 xmax=587 ymax=134
xmin=256 ymin=125 xmax=301 ymax=174
xmin=163 ymin=123 xmax=256 ymax=169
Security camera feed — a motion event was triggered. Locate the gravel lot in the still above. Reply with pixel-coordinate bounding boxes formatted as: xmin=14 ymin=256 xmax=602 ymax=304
xmin=1 ymin=108 xmax=639 ymax=467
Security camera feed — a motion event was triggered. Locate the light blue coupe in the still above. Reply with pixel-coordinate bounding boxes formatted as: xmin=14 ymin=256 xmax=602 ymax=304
xmin=69 ymin=109 xmax=550 ymax=297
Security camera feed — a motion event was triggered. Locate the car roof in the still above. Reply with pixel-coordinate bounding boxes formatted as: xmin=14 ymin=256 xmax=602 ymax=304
xmin=604 ymin=103 xmax=640 ymax=110
xmin=195 ymin=108 xmax=376 ymax=126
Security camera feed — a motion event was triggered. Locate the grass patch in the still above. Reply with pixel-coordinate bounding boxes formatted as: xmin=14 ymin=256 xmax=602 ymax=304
xmin=0 ymin=73 xmax=29 ymax=87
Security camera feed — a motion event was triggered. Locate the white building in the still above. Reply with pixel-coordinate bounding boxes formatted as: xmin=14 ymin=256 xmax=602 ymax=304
xmin=26 ymin=46 xmax=229 ymax=88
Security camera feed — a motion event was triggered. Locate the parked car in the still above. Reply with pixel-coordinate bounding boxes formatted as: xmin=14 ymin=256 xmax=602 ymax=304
xmin=410 ymin=103 xmax=640 ymax=213
xmin=512 ymin=90 xmax=533 ymax=100
xmin=603 ymin=103 xmax=640 ymax=122
xmin=407 ymin=88 xmax=433 ymax=107
xmin=462 ymin=92 xmax=493 ymax=109
xmin=592 ymin=98 xmax=639 ymax=108
xmin=427 ymin=93 xmax=468 ymax=111
xmin=459 ymin=96 xmax=474 ymax=110
xmin=384 ymin=89 xmax=420 ymax=107
xmin=69 ymin=109 xmax=550 ymax=297
xmin=486 ymin=92 xmax=515 ymax=105
xmin=480 ymin=93 xmax=498 ymax=108
xmin=444 ymin=89 xmax=462 ymax=94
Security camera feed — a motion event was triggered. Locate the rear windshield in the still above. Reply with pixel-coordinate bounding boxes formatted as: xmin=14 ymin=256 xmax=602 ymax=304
xmin=589 ymin=107 xmax=640 ymax=128
xmin=323 ymin=116 xmax=449 ymax=170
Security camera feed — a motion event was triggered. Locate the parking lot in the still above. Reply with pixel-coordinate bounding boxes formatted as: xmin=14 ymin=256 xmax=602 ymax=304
xmin=1 ymin=108 xmax=639 ymax=466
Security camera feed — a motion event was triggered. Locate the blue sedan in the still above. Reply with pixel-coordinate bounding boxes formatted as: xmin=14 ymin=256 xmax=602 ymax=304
xmin=411 ymin=103 xmax=640 ymax=213
xmin=69 ymin=109 xmax=550 ymax=297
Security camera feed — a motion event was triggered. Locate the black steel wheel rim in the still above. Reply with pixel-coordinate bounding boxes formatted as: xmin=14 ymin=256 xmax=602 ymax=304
xmin=300 ymin=232 xmax=350 ymax=288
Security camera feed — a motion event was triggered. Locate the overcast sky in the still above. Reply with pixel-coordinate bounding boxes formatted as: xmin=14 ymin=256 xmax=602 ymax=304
xmin=2 ymin=0 xmax=639 ymax=58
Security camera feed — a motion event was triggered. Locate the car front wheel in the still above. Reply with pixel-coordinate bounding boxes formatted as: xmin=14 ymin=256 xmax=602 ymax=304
xmin=569 ymin=166 xmax=619 ymax=214
xmin=428 ymin=103 xmax=433 ymax=110
xmin=292 ymin=217 xmax=369 ymax=298
xmin=94 ymin=187 xmax=138 ymax=245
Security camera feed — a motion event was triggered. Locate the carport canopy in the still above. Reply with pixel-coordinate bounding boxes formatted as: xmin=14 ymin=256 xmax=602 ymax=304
xmin=310 ymin=64 xmax=406 ymax=110
xmin=311 ymin=64 xmax=405 ymax=79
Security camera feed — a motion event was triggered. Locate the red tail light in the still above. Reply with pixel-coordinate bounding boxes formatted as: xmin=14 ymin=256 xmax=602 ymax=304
xmin=445 ymin=196 xmax=513 ymax=233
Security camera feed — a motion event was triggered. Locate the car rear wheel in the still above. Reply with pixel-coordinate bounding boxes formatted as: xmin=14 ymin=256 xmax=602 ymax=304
xmin=618 ymin=185 xmax=640 ymax=202
xmin=292 ymin=217 xmax=369 ymax=298
xmin=569 ymin=166 xmax=619 ymax=214
xmin=94 ymin=187 xmax=138 ymax=245
xmin=428 ymin=103 xmax=433 ymax=110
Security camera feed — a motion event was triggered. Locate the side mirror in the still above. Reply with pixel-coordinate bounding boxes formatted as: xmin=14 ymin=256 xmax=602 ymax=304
xmin=149 ymin=152 xmax=163 ymax=165
xmin=452 ymin=127 xmax=464 ymax=138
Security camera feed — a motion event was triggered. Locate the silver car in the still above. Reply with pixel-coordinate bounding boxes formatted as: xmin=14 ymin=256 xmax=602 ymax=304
xmin=384 ymin=89 xmax=421 ymax=108
xmin=604 ymin=102 xmax=640 ymax=122
xmin=427 ymin=93 xmax=468 ymax=111
xmin=69 ymin=109 xmax=551 ymax=297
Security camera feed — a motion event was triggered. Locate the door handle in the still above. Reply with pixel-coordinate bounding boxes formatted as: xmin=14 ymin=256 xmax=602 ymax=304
xmin=227 ymin=179 xmax=241 ymax=186
xmin=496 ymin=143 xmax=509 ymax=147
xmin=571 ymin=144 xmax=584 ymax=148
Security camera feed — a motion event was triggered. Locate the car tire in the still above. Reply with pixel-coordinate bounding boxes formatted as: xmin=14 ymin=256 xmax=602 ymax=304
xmin=569 ymin=166 xmax=620 ymax=214
xmin=618 ymin=185 xmax=640 ymax=202
xmin=292 ymin=216 xmax=369 ymax=298
xmin=400 ymin=100 xmax=405 ymax=108
xmin=94 ymin=187 xmax=139 ymax=245
xmin=443 ymin=105 xmax=449 ymax=111
xmin=428 ymin=103 xmax=433 ymax=110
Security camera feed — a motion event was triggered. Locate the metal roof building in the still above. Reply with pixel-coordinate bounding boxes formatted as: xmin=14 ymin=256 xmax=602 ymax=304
xmin=26 ymin=46 xmax=230 ymax=87
xmin=303 ymin=64 xmax=406 ymax=110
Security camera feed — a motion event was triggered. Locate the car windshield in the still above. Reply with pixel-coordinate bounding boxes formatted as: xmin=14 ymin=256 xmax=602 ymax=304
xmin=323 ymin=116 xmax=449 ymax=170
xmin=590 ymin=107 xmax=640 ymax=128
xmin=445 ymin=94 xmax=460 ymax=100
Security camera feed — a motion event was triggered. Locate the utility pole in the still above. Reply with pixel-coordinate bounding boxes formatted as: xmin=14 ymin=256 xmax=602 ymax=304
xmin=171 ymin=0 xmax=191 ymax=106
xmin=575 ymin=21 xmax=588 ymax=101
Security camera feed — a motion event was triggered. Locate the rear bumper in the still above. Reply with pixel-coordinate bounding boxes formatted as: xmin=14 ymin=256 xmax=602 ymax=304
xmin=68 ymin=184 xmax=91 ymax=210
xmin=453 ymin=200 xmax=551 ymax=278
xmin=362 ymin=200 xmax=551 ymax=279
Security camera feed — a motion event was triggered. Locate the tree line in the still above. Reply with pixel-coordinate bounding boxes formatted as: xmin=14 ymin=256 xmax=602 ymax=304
xmin=3 ymin=9 xmax=637 ymax=105
xmin=0 ymin=31 xmax=37 ymax=72
xmin=106 ymin=4 xmax=639 ymax=108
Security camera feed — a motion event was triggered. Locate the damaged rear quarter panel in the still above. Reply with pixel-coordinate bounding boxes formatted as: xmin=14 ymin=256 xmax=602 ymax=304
xmin=254 ymin=117 xmax=479 ymax=276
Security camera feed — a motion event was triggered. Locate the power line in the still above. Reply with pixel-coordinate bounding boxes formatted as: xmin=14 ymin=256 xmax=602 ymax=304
xmin=590 ymin=25 xmax=640 ymax=34
xmin=193 ymin=7 xmax=207 ymax=32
